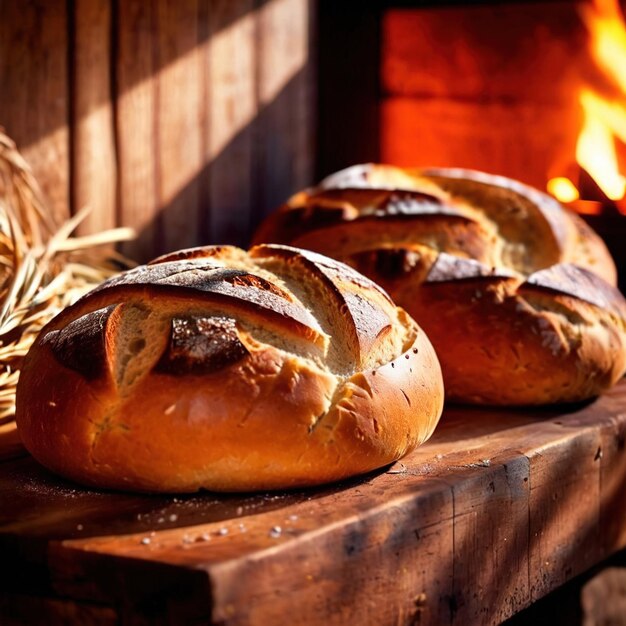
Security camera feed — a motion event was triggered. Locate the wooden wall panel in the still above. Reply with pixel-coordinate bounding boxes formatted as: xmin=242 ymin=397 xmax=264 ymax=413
xmin=316 ymin=1 xmax=379 ymax=179
xmin=255 ymin=0 xmax=315 ymax=223
xmin=204 ymin=0 xmax=256 ymax=247
xmin=72 ymin=0 xmax=117 ymax=235
xmin=154 ymin=0 xmax=203 ymax=253
xmin=0 ymin=0 xmax=70 ymax=224
xmin=116 ymin=0 xmax=159 ymax=261
xmin=1 ymin=0 xmax=316 ymax=261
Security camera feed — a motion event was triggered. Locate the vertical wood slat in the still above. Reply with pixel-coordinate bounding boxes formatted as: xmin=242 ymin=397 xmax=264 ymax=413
xmin=527 ymin=431 xmax=602 ymax=603
xmin=204 ymin=0 xmax=256 ymax=247
xmin=116 ymin=0 xmax=158 ymax=261
xmin=155 ymin=0 xmax=203 ymax=254
xmin=72 ymin=0 xmax=117 ymax=235
xmin=294 ymin=0 xmax=316 ymax=202
xmin=0 ymin=0 xmax=70 ymax=224
xmin=445 ymin=458 xmax=530 ymax=624
xmin=255 ymin=0 xmax=314 ymax=224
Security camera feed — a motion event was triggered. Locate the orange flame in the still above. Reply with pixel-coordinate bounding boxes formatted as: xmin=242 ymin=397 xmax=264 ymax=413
xmin=582 ymin=0 xmax=626 ymax=93
xmin=547 ymin=177 xmax=579 ymax=203
xmin=577 ymin=89 xmax=626 ymax=201
xmin=548 ymin=0 xmax=626 ymax=212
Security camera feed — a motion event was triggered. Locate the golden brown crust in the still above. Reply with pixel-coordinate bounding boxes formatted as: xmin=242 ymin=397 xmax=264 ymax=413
xmin=15 ymin=244 xmax=444 ymax=492
xmin=407 ymin=271 xmax=626 ymax=405
xmin=254 ymin=164 xmax=626 ymax=405
xmin=420 ymin=167 xmax=617 ymax=283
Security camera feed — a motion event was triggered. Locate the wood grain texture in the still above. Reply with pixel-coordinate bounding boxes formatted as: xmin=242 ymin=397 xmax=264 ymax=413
xmin=154 ymin=0 xmax=203 ymax=253
xmin=444 ymin=457 xmax=530 ymax=623
xmin=255 ymin=0 xmax=315 ymax=221
xmin=1 ymin=0 xmax=316 ymax=260
xmin=115 ymin=0 xmax=158 ymax=261
xmin=203 ymin=0 xmax=256 ymax=247
xmin=599 ymin=393 xmax=626 ymax=556
xmin=526 ymin=426 xmax=601 ymax=602
xmin=3 ymin=382 xmax=626 ymax=625
xmin=0 ymin=0 xmax=70 ymax=223
xmin=72 ymin=0 xmax=117 ymax=235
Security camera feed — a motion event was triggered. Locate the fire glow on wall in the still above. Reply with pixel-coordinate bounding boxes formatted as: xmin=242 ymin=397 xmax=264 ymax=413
xmin=380 ymin=0 xmax=626 ymax=218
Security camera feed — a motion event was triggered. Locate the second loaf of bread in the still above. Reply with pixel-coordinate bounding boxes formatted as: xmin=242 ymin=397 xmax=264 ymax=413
xmin=254 ymin=165 xmax=626 ymax=405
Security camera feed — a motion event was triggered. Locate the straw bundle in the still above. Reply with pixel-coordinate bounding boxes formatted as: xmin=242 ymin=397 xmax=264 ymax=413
xmin=0 ymin=130 xmax=134 ymax=424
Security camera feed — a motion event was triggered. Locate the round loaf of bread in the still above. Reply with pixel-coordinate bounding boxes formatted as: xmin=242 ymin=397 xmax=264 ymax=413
xmin=15 ymin=244 xmax=444 ymax=492
xmin=254 ymin=165 xmax=626 ymax=405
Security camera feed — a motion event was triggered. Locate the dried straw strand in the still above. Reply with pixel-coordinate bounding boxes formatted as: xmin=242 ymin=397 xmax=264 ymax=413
xmin=0 ymin=129 xmax=135 ymax=424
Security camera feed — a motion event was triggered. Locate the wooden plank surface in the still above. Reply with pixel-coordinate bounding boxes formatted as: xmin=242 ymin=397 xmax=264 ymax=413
xmin=0 ymin=0 xmax=70 ymax=224
xmin=2 ymin=382 xmax=626 ymax=625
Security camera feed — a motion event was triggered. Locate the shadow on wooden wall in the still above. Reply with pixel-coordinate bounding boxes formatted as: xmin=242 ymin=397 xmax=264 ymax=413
xmin=133 ymin=68 xmax=312 ymax=259
xmin=0 ymin=0 xmax=316 ymax=262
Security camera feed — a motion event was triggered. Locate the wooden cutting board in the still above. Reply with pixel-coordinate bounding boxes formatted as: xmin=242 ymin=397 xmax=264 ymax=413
xmin=2 ymin=381 xmax=626 ymax=626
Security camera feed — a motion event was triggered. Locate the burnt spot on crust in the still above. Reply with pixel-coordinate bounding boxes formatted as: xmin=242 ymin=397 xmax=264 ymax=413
xmin=426 ymin=252 xmax=516 ymax=284
xmin=44 ymin=305 xmax=119 ymax=379
xmin=523 ymin=264 xmax=626 ymax=315
xmin=156 ymin=316 xmax=249 ymax=376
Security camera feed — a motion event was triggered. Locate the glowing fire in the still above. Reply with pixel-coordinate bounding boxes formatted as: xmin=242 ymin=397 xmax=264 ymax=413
xmin=547 ymin=177 xmax=580 ymax=203
xmin=577 ymin=89 xmax=626 ymax=201
xmin=549 ymin=0 xmax=626 ymax=212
